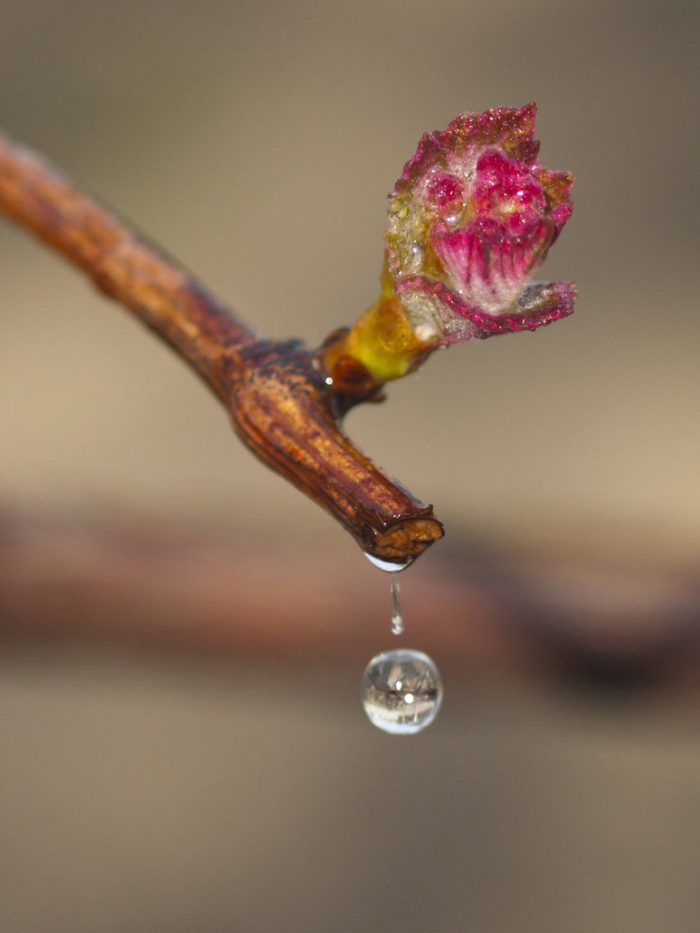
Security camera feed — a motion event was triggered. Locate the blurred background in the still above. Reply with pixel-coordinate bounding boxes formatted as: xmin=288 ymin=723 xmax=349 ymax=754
xmin=0 ymin=1 xmax=698 ymax=931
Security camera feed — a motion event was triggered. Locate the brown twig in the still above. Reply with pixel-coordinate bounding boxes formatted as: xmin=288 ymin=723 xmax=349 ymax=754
xmin=0 ymin=136 xmax=443 ymax=563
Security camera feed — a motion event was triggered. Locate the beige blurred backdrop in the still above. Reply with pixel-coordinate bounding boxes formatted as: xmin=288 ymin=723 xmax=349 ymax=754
xmin=1 ymin=2 xmax=698 ymax=932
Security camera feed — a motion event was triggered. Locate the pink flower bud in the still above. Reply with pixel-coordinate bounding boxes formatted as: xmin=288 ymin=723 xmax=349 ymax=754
xmin=385 ymin=103 xmax=576 ymax=343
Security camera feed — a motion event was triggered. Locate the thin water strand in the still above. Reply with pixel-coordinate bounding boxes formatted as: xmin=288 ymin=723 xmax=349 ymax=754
xmin=390 ymin=574 xmax=404 ymax=636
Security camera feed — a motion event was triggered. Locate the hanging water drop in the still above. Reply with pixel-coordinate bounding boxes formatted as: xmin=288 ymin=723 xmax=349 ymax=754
xmin=363 ymin=552 xmax=412 ymax=573
xmin=361 ymin=648 xmax=442 ymax=734
xmin=390 ymin=574 xmax=404 ymax=636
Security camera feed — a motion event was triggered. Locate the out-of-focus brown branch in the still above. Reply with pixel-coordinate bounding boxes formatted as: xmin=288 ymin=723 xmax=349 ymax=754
xmin=1 ymin=513 xmax=698 ymax=697
xmin=0 ymin=136 xmax=443 ymax=564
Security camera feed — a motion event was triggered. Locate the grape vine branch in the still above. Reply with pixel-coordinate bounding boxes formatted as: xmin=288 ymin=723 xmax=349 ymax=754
xmin=0 ymin=105 xmax=574 ymax=566
xmin=0 ymin=135 xmax=444 ymax=564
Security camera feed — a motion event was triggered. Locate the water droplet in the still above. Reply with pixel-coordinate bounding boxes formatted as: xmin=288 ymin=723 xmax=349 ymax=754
xmin=409 ymin=242 xmax=424 ymax=272
xmin=361 ymin=649 xmax=442 ymax=734
xmin=390 ymin=574 xmax=404 ymax=636
xmin=364 ymin=553 xmax=412 ymax=573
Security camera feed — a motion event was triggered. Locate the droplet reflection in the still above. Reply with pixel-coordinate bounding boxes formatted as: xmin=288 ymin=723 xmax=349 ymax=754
xmin=361 ymin=649 xmax=442 ymax=734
